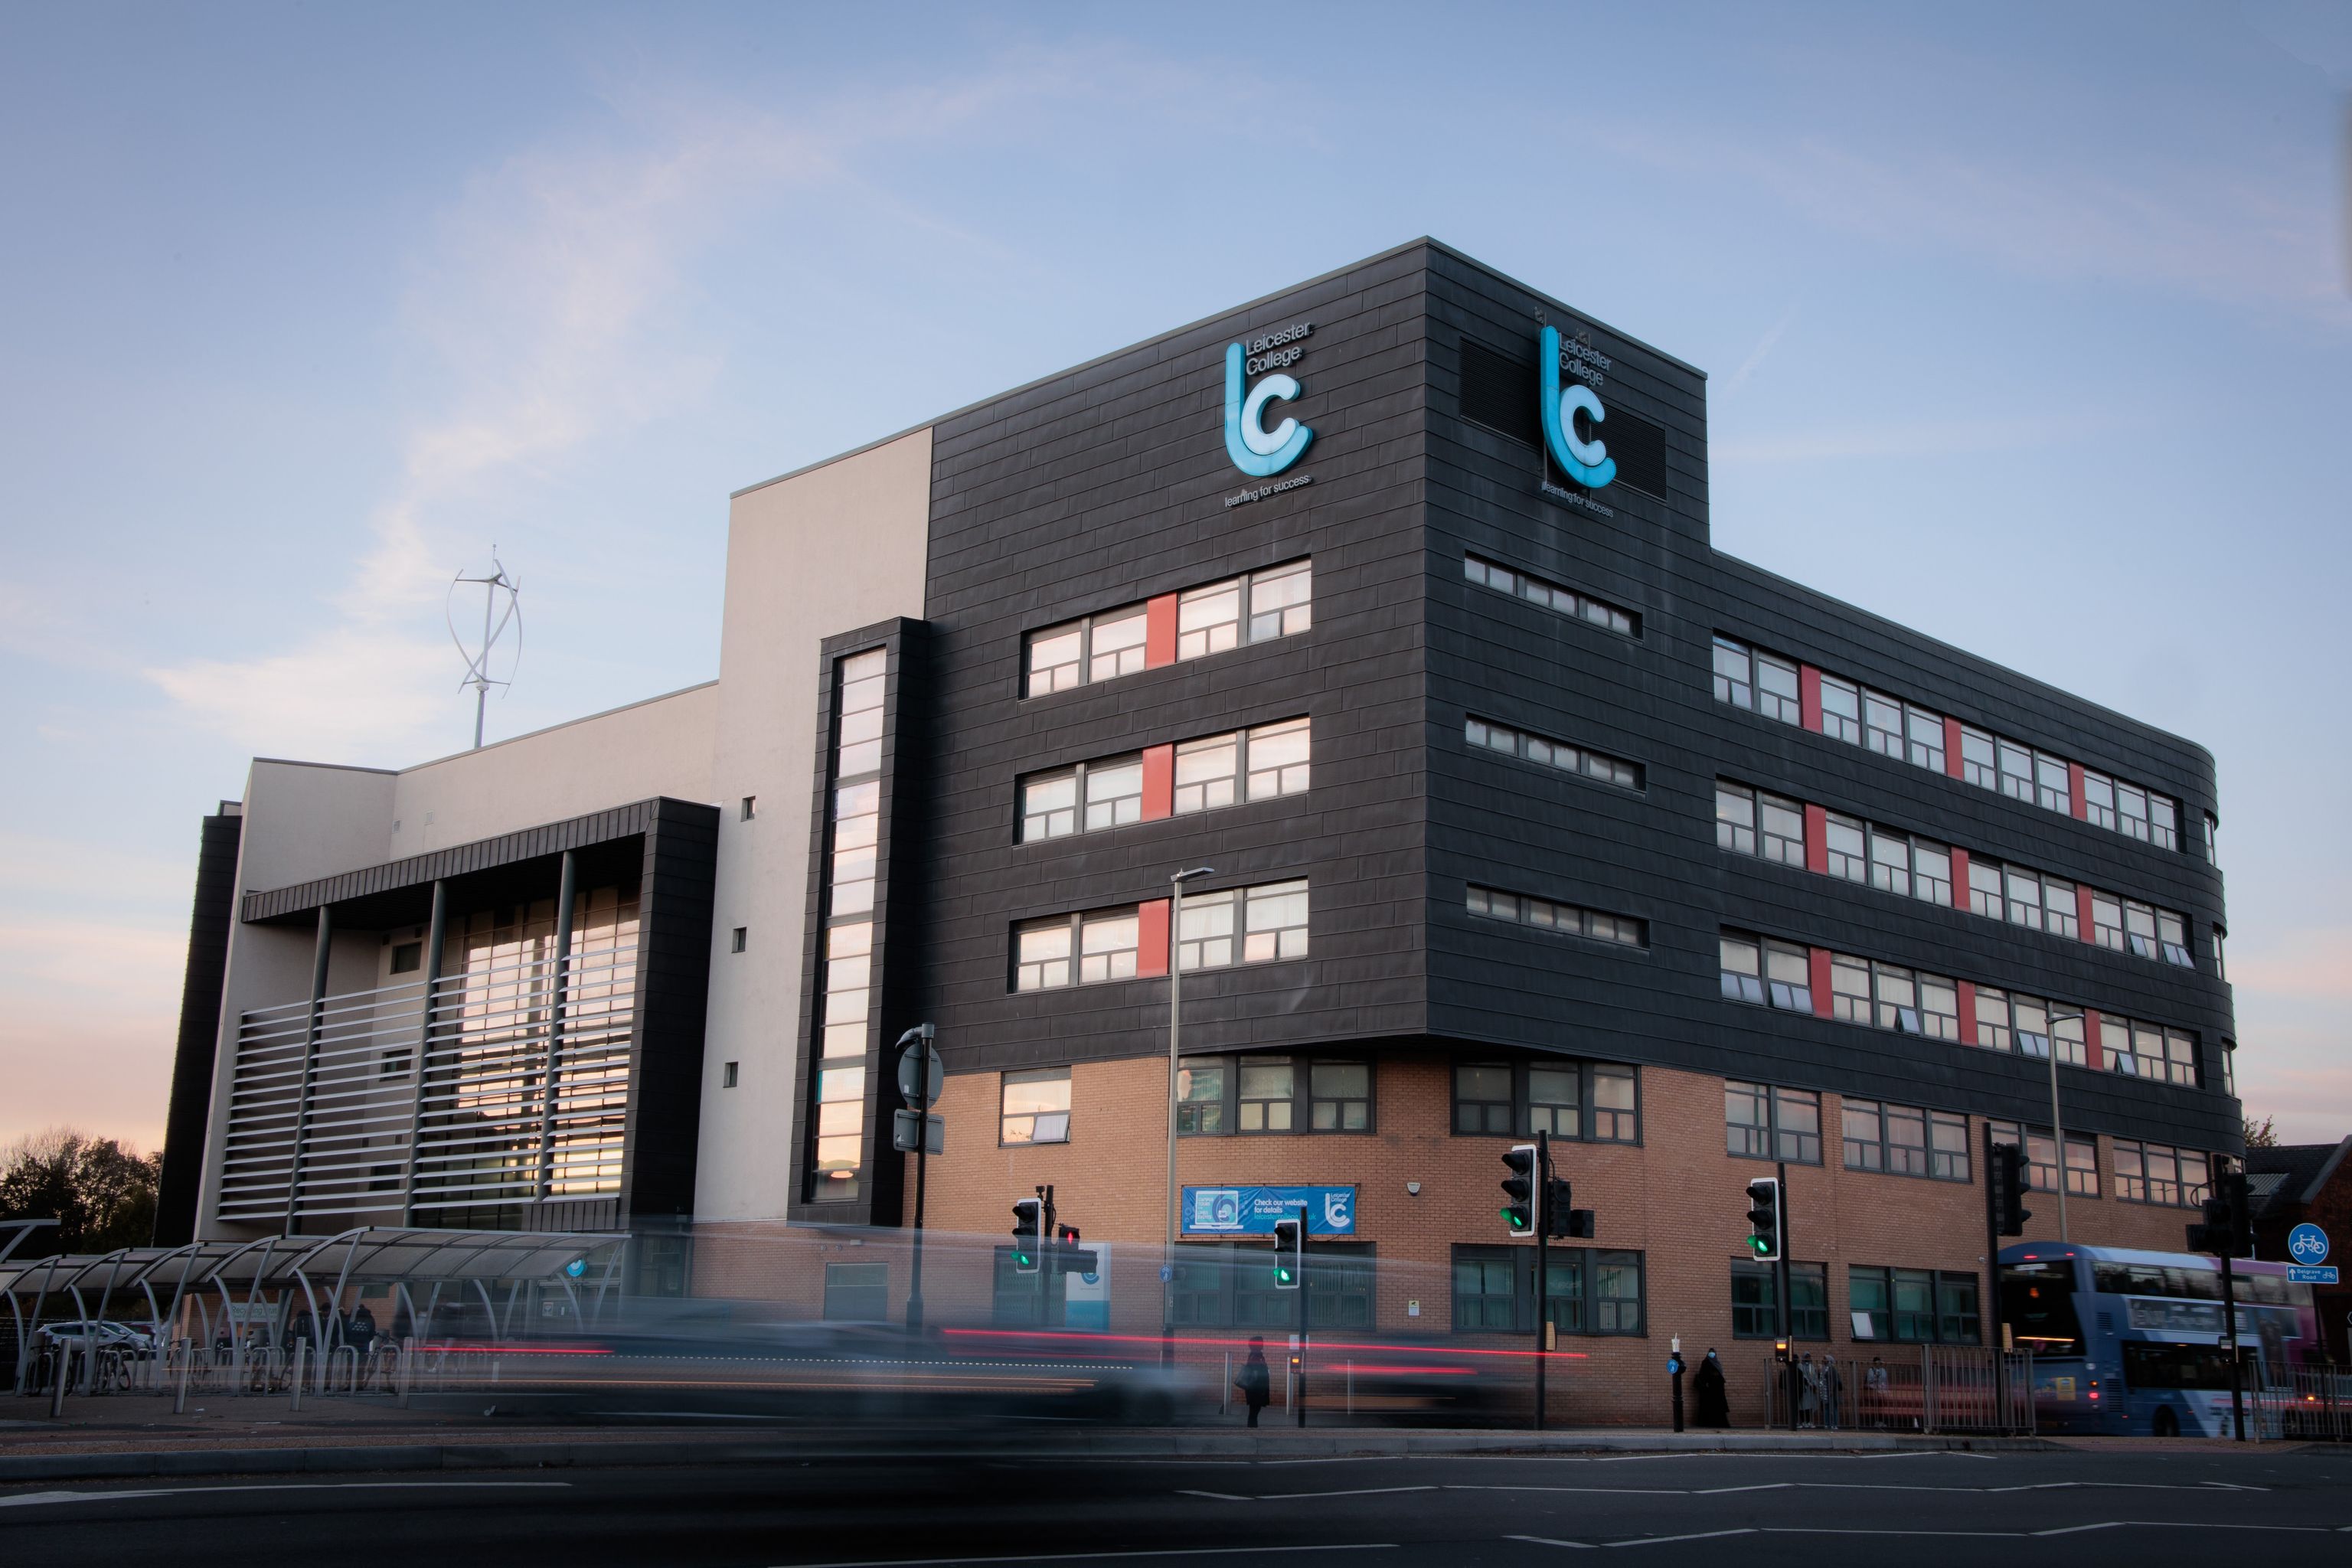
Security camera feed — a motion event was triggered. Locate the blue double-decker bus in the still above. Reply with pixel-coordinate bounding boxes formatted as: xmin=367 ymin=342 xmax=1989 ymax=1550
xmin=1998 ymin=1243 xmax=2320 ymax=1436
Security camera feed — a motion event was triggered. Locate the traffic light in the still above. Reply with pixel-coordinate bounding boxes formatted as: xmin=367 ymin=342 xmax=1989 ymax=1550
xmin=1011 ymin=1197 xmax=1043 ymax=1273
xmin=1054 ymin=1223 xmax=1099 ymax=1277
xmin=1989 ymin=1142 xmax=2032 ymax=1236
xmin=1501 ymin=1144 xmax=1540 ymax=1237
xmin=2187 ymin=1168 xmax=2252 ymax=1256
xmin=1544 ymin=1175 xmax=1594 ymax=1239
xmin=1272 ymin=1215 xmax=1304 ymax=1289
xmin=1745 ymin=1177 xmax=1782 ymax=1262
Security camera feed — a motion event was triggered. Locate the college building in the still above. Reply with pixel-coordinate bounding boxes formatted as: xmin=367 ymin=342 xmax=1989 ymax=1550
xmin=155 ymin=239 xmax=2242 ymax=1415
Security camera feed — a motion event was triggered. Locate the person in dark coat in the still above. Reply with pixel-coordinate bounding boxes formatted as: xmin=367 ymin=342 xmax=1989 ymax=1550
xmin=1238 ymin=1337 xmax=1272 ymax=1427
xmin=1693 ymin=1348 xmax=1730 ymax=1428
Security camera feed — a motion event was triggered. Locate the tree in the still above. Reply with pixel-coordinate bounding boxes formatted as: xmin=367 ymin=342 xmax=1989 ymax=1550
xmin=0 ymin=1129 xmax=162 ymax=1257
xmin=2243 ymin=1116 xmax=2278 ymax=1150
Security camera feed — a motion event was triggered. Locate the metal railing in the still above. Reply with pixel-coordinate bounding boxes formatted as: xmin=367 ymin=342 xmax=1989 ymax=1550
xmin=1764 ymin=1346 xmax=2035 ymax=1435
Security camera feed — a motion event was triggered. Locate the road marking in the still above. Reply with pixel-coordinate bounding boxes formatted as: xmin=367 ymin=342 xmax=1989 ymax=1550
xmin=1174 ymin=1490 xmax=1253 ymax=1501
xmin=1443 ymin=1486 xmax=1728 ymax=1497
xmin=2030 ymin=1522 xmax=2337 ymax=1537
xmin=1439 ymin=1480 xmax=2256 ymax=1499
xmin=1503 ymin=1537 xmax=1596 ymax=1551
xmin=0 ymin=1481 xmax=573 ymax=1509
xmin=1176 ymin=1486 xmax=1439 ymax=1502
xmin=778 ymin=1547 xmax=1401 ymax=1568
xmin=1602 ymin=1530 xmax=1756 ymax=1548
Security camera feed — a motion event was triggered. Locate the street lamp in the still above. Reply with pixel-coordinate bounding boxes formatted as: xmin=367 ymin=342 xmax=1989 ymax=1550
xmin=2044 ymin=1009 xmax=2085 ymax=1242
xmin=1164 ymin=866 xmax=1214 ymax=1361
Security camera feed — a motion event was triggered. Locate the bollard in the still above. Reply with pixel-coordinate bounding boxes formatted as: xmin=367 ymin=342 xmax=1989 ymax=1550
xmin=289 ymin=1341 xmax=306 ymax=1412
xmin=398 ymin=1335 xmax=414 ymax=1409
xmin=1669 ymin=1349 xmax=1685 ymax=1433
xmin=49 ymin=1346 xmax=68 ymax=1419
xmin=175 ymin=1341 xmax=191 ymax=1415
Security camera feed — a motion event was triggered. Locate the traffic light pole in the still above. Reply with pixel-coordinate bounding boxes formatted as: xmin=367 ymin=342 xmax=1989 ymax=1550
xmin=1775 ymin=1160 xmax=1791 ymax=1430
xmin=1534 ymin=1130 xmax=1550 ymax=1432
xmin=1295 ymin=1203 xmax=1309 ymax=1429
xmin=2221 ymin=1244 xmax=2244 ymax=1441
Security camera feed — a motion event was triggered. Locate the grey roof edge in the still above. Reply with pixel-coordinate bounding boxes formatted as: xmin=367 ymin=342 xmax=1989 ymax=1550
xmin=2303 ymin=1134 xmax=2352 ymax=1204
xmin=729 ymin=238 xmax=1707 ymax=502
xmin=1711 ymin=547 xmax=2220 ymax=773
xmin=248 ymin=756 xmax=399 ymax=776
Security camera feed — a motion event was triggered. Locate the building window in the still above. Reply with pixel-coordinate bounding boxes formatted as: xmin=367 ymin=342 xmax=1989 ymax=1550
xmin=1818 ymin=675 xmax=1861 ymax=744
xmin=1732 ymin=1260 xmax=1829 ymax=1340
xmin=2149 ymin=794 xmax=2179 ymax=851
xmin=390 ymin=942 xmax=422 ymax=975
xmin=1712 ymin=635 xmax=1755 ymax=709
xmin=1454 ymin=1062 xmax=1513 ymax=1135
xmin=1177 ymin=577 xmax=1243 ymax=660
xmin=1759 ymin=792 xmax=1805 ymax=865
xmin=1863 ymin=689 xmax=1905 ymax=758
xmin=1589 ymin=1065 xmax=1638 ymax=1142
xmin=2115 ymin=1140 xmax=2211 ymax=1207
xmin=1519 ymin=1063 xmax=1578 ymax=1138
xmin=1868 ymin=827 xmax=1912 ymax=899
xmin=1906 ymin=704 xmax=1945 ymax=772
xmin=1997 ymin=737 xmax=2036 ymax=804
xmin=1465 ymin=555 xmax=1638 ymax=637
xmin=1174 ymin=732 xmax=1239 ymax=814
xmin=1237 ymin=1060 xmax=1296 ymax=1132
xmin=1450 ymin=1246 xmax=1644 ymax=1336
xmin=1175 ymin=1060 xmax=1226 ymax=1135
xmin=1014 ymin=916 xmax=1075 ymax=991
xmin=1246 ymin=717 xmax=1312 ymax=800
xmin=1087 ymin=603 xmax=1148 ymax=682
xmin=1756 ymin=653 xmax=1801 ymax=724
xmin=740 ymin=795 xmax=756 ymax=821
xmin=2044 ymin=877 xmax=2080 ymax=939
xmin=1824 ymin=813 xmax=1867 ymax=882
xmin=1086 ymin=755 xmax=1143 ymax=830
xmin=1471 ymin=885 xmax=1647 ymax=949
xmin=2213 ymin=926 xmax=2227 ymax=982
xmin=2082 ymin=769 xmax=2116 ymax=829
xmin=1844 ymin=1102 xmax=1968 ymax=1181
xmin=1310 ymin=1062 xmax=1371 ymax=1131
xmin=2158 ymin=909 xmax=2194 ymax=968
xmin=1001 ymin=1067 xmax=1071 ymax=1145
xmin=822 ymin=1262 xmax=889 ymax=1322
xmin=1873 ymin=962 xmax=1920 ymax=1034
xmin=1766 ymin=939 xmax=1812 ymax=1013
xmin=1452 ymin=1247 xmax=1519 ymax=1331
xmin=1078 ymin=908 xmax=1139 ymax=983
xmin=1829 ymin=953 xmax=1870 ymax=1023
xmin=1717 ymin=781 xmax=1757 ymax=854
xmin=1849 ymin=1267 xmax=1978 ymax=1344
xmin=1929 ymin=1111 xmax=1969 ymax=1180
xmin=1167 ymin=880 xmax=1312 ymax=973
xmin=1248 ymin=559 xmax=1314 ymax=642
xmin=1472 ymin=716 xmax=1644 ymax=790
xmin=1720 ymin=933 xmax=1764 ymax=1005
xmin=1911 ymin=839 xmax=1952 ymax=906
xmin=1726 ymin=1081 xmax=1821 ymax=1165
xmin=1959 ymin=724 xmax=1997 ymax=789
xmin=2004 ymin=866 xmax=2044 ymax=931
xmin=730 ymin=926 xmax=747 ymax=953
xmin=722 ymin=1060 xmax=740 ymax=1089
xmin=820 ymin=920 xmax=874 ymax=1062
xmin=1965 ymin=858 xmax=2001 ymax=919
xmin=2035 ymin=752 xmax=2072 ymax=814
xmin=1973 ymin=985 xmax=2011 ymax=1052
xmin=1020 ymin=768 xmax=1079 ymax=841
xmin=1026 ymin=621 xmax=1084 ymax=696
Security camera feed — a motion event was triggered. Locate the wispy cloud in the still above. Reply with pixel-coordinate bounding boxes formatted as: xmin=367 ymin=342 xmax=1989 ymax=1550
xmin=1720 ymin=306 xmax=1798 ymax=397
xmin=1710 ymin=410 xmax=2135 ymax=465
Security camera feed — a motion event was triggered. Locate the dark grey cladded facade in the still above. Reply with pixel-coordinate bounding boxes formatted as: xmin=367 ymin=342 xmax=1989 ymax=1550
xmin=795 ymin=237 xmax=2235 ymax=1222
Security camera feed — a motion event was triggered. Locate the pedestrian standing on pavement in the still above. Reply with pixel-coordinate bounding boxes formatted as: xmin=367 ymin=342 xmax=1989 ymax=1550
xmin=1818 ymin=1351 xmax=1841 ymax=1431
xmin=1865 ymin=1355 xmax=1890 ymax=1429
xmin=1798 ymin=1352 xmax=1821 ymax=1429
xmin=1238 ymin=1337 xmax=1272 ymax=1428
xmin=1694 ymin=1348 xmax=1730 ymax=1429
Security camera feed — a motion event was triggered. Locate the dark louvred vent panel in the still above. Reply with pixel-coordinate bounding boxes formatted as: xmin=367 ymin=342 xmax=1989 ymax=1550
xmin=1592 ymin=407 xmax=1670 ymax=500
xmin=1457 ymin=338 xmax=1539 ymax=447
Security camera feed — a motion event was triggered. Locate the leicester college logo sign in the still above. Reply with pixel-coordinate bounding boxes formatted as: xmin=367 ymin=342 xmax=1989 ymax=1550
xmin=1223 ymin=325 xmax=1314 ymax=478
xmin=1538 ymin=323 xmax=1615 ymax=490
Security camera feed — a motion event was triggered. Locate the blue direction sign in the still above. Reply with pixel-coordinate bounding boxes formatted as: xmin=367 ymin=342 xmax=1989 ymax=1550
xmin=1182 ymin=1185 xmax=1356 ymax=1236
xmin=2288 ymin=1223 xmax=2330 ymax=1266
xmin=2288 ymin=1266 xmax=2339 ymax=1285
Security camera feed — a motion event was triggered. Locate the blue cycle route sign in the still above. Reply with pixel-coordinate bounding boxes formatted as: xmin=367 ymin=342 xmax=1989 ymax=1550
xmin=2287 ymin=1223 xmax=2335 ymax=1285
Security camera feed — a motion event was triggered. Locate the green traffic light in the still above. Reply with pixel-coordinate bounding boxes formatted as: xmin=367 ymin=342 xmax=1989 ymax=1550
xmin=1748 ymin=1236 xmax=1769 ymax=1256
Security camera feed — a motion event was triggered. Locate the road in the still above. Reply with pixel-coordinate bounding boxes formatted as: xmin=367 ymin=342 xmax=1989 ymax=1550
xmin=5 ymin=1448 xmax=2350 ymax=1566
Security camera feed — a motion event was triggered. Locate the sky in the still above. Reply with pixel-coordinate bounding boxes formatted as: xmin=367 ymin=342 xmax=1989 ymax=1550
xmin=2 ymin=2 xmax=2347 ymax=1152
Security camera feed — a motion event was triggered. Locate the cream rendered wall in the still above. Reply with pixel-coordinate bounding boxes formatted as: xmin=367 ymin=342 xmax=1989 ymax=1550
xmin=387 ymin=683 xmax=720 ymax=858
xmin=695 ymin=430 xmax=934 ymax=1220
xmin=198 ymin=759 xmax=398 ymax=1232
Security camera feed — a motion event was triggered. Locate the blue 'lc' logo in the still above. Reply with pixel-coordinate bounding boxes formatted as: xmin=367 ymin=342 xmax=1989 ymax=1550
xmin=1224 ymin=342 xmax=1312 ymax=477
xmin=1539 ymin=324 xmax=1616 ymax=489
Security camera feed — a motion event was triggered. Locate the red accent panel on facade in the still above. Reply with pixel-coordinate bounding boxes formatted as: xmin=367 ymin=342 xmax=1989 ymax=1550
xmin=2067 ymin=760 xmax=2087 ymax=819
xmin=1145 ymin=593 xmax=1179 ymax=668
xmin=1809 ymin=947 xmax=1833 ymax=1018
xmin=2082 ymin=1008 xmax=2104 ymax=1068
xmin=2076 ymin=883 xmax=2096 ymax=943
xmin=1943 ymin=717 xmax=1965 ymax=779
xmin=1136 ymin=899 xmax=1170 ymax=978
xmin=1803 ymin=803 xmax=1828 ymax=875
xmin=1955 ymin=979 xmax=1978 ymax=1044
xmin=1141 ymin=743 xmax=1174 ymax=821
xmin=1949 ymin=846 xmax=1971 ymax=906
xmin=1799 ymin=665 xmax=1824 ymax=733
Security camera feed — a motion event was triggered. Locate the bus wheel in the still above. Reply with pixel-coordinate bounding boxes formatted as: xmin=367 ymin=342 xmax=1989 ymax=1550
xmin=2151 ymin=1407 xmax=2178 ymax=1437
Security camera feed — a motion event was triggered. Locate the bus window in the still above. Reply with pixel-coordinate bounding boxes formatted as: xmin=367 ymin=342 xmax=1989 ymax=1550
xmin=2122 ymin=1343 xmax=2238 ymax=1390
xmin=1998 ymin=1261 xmax=2082 ymax=1355
xmin=2243 ymin=1273 xmax=2288 ymax=1305
xmin=2093 ymin=1263 xmax=2167 ymax=1297
xmin=2160 ymin=1266 xmax=2221 ymax=1302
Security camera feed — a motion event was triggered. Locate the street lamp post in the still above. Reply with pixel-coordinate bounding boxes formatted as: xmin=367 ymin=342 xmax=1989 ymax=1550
xmin=1164 ymin=867 xmax=1214 ymax=1366
xmin=2046 ymin=1010 xmax=2084 ymax=1243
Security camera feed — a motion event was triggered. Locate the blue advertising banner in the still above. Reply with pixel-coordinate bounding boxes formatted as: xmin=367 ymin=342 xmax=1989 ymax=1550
xmin=1182 ymin=1185 xmax=1357 ymax=1236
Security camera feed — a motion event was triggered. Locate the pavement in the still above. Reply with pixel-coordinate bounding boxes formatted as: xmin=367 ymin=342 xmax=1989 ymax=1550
xmin=6 ymin=1446 xmax=2351 ymax=1566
